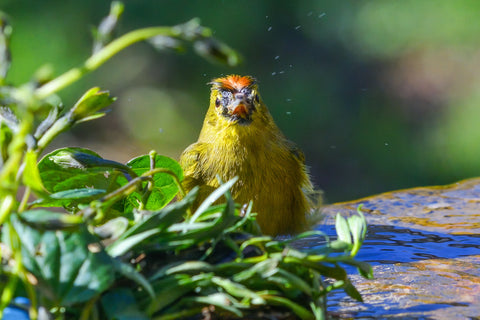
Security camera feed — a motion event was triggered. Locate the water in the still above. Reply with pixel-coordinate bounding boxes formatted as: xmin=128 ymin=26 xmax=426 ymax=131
xmin=308 ymin=177 xmax=480 ymax=319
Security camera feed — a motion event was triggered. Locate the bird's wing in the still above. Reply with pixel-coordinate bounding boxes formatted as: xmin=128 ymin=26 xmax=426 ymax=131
xmin=179 ymin=142 xmax=207 ymax=194
xmin=179 ymin=143 xmax=202 ymax=176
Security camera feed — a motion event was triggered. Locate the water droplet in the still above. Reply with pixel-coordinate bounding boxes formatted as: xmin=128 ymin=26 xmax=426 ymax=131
xmin=286 ymin=111 xmax=292 ymax=115
xmin=271 ymin=72 xmax=277 ymax=76
xmin=279 ymin=70 xmax=285 ymax=74
xmin=286 ymin=98 xmax=292 ymax=102
xmin=267 ymin=26 xmax=272 ymax=31
xmin=274 ymin=55 xmax=280 ymax=60
xmin=159 ymin=128 xmax=164 ymax=133
xmin=318 ymin=12 xmax=326 ymax=18
xmin=384 ymin=142 xmax=389 ymax=146
xmin=266 ymin=15 xmax=269 ymax=19
xmin=289 ymin=64 xmax=293 ymax=68
xmin=294 ymin=25 xmax=301 ymax=30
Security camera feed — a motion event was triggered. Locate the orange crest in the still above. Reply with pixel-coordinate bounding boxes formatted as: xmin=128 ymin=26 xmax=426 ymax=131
xmin=210 ymin=75 xmax=256 ymax=91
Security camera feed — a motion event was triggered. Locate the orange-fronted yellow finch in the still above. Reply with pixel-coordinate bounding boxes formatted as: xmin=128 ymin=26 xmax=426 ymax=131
xmin=180 ymin=75 xmax=315 ymax=236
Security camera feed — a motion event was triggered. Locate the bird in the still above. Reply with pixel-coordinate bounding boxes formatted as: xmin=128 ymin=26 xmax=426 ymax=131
xmin=179 ymin=75 xmax=317 ymax=236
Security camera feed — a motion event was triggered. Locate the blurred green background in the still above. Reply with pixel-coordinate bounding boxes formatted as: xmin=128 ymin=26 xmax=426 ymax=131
xmin=3 ymin=0 xmax=480 ymax=203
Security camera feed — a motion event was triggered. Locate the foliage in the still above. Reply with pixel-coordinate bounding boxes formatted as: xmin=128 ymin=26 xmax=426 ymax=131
xmin=0 ymin=3 xmax=372 ymax=320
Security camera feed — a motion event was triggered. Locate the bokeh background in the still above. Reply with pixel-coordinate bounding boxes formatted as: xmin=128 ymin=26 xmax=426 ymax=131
xmin=3 ymin=0 xmax=480 ymax=203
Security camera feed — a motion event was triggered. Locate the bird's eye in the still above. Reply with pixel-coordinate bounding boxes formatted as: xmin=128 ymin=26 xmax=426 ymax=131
xmin=255 ymin=94 xmax=260 ymax=103
xmin=215 ymin=97 xmax=221 ymax=107
xmin=240 ymin=87 xmax=251 ymax=95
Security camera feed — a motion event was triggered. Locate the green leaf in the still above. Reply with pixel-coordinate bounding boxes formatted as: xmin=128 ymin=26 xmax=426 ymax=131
xmin=22 ymin=150 xmax=46 ymax=195
xmin=211 ymin=276 xmax=265 ymax=304
xmin=335 ymin=213 xmax=352 ymax=245
xmin=163 ymin=261 xmax=215 ymax=277
xmin=38 ymin=147 xmax=127 ymax=194
xmin=124 ymin=154 xmax=183 ymax=211
xmin=339 ymin=259 xmax=374 ymax=280
xmin=94 ymin=217 xmax=129 ymax=239
xmin=101 ymin=288 xmax=149 ymax=320
xmin=0 ymin=107 xmax=15 ymax=166
xmin=263 ymin=295 xmax=313 ymax=320
xmin=146 ymin=275 xmax=196 ymax=315
xmin=193 ymin=37 xmax=242 ymax=67
xmin=108 ymin=188 xmax=197 ymax=257
xmin=112 ymin=259 xmax=155 ymax=300
xmin=19 ymin=209 xmax=83 ymax=231
xmin=188 ymin=292 xmax=243 ymax=317
xmin=69 ymin=87 xmax=116 ymax=122
xmin=233 ymin=259 xmax=280 ymax=282
xmin=32 ymin=188 xmax=106 ymax=208
xmin=108 ymin=228 xmax=160 ymax=258
xmin=342 ymin=279 xmax=363 ymax=302
xmin=189 ymin=176 xmax=238 ymax=223
xmin=5 ymin=214 xmax=115 ymax=306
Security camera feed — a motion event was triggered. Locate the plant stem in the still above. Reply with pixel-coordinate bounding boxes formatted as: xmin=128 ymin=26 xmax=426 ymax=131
xmin=34 ymin=26 xmax=176 ymax=99
xmin=144 ymin=168 xmax=186 ymax=197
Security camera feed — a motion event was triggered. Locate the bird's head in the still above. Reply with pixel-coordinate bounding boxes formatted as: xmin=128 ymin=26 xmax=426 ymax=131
xmin=209 ymin=75 xmax=262 ymax=125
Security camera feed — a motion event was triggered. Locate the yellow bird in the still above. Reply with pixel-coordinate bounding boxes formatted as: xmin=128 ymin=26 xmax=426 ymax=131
xmin=180 ymin=75 xmax=316 ymax=236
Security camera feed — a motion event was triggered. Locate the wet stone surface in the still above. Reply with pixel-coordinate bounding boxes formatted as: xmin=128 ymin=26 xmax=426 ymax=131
xmin=310 ymin=177 xmax=480 ymax=319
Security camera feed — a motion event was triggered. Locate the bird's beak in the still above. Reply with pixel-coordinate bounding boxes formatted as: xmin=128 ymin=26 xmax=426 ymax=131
xmin=228 ymin=95 xmax=250 ymax=119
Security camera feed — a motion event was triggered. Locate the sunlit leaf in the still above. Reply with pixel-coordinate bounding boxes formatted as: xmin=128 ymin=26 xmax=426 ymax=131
xmin=38 ymin=147 xmax=127 ymax=194
xmin=335 ymin=213 xmax=352 ymax=245
xmin=32 ymin=188 xmax=106 ymax=208
xmin=22 ymin=150 xmax=46 ymax=195
xmin=124 ymin=154 xmax=183 ymax=212
xmin=69 ymin=87 xmax=116 ymax=122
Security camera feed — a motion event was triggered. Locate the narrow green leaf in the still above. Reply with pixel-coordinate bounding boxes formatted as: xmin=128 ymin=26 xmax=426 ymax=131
xmin=114 ymin=188 xmax=196 ymax=244
xmin=165 ymin=261 xmax=214 ymax=276
xmin=335 ymin=213 xmax=351 ymax=245
xmin=188 ymin=293 xmax=243 ymax=317
xmin=112 ymin=259 xmax=155 ymax=300
xmin=211 ymin=276 xmax=265 ymax=304
xmin=234 ymin=259 xmax=279 ymax=282
xmin=189 ymin=176 xmax=238 ymax=223
xmin=101 ymin=288 xmax=149 ymax=320
xmin=107 ymin=228 xmax=160 ymax=257
xmin=146 ymin=275 xmax=195 ymax=314
xmin=32 ymin=188 xmax=106 ymax=208
xmin=22 ymin=150 xmax=46 ymax=194
xmin=19 ymin=209 xmax=83 ymax=231
xmin=263 ymin=295 xmax=313 ymax=320
xmin=275 ymin=269 xmax=313 ymax=296
xmin=343 ymin=280 xmax=363 ymax=302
